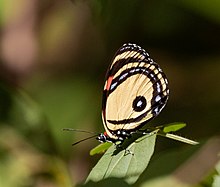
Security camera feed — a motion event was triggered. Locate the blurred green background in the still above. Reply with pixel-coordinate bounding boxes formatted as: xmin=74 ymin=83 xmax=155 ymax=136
xmin=0 ymin=0 xmax=220 ymax=186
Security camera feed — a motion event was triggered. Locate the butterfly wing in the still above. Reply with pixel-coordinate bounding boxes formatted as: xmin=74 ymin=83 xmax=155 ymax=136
xmin=102 ymin=43 xmax=169 ymax=140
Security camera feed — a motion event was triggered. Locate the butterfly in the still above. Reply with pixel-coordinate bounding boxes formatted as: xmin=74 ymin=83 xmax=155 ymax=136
xmin=96 ymin=43 xmax=169 ymax=143
xmin=64 ymin=43 xmax=169 ymax=146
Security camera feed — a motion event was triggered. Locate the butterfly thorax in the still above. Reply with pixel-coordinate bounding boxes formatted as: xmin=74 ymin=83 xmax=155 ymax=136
xmin=96 ymin=130 xmax=131 ymax=143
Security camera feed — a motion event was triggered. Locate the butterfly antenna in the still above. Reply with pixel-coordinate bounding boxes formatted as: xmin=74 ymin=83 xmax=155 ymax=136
xmin=72 ymin=134 xmax=98 ymax=146
xmin=62 ymin=128 xmax=98 ymax=134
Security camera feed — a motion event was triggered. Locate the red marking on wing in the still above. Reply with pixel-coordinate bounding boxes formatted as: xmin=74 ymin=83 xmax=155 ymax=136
xmin=104 ymin=131 xmax=108 ymax=136
xmin=105 ymin=76 xmax=114 ymax=90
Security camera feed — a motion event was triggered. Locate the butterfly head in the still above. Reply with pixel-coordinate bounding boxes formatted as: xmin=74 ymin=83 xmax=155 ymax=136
xmin=96 ymin=131 xmax=116 ymax=143
xmin=96 ymin=132 xmax=107 ymax=143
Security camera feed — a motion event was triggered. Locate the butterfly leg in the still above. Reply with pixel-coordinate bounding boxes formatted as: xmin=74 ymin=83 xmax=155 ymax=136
xmin=124 ymin=149 xmax=134 ymax=156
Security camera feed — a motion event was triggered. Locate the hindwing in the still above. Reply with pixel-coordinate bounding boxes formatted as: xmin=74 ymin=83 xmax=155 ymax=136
xmin=102 ymin=43 xmax=169 ymax=140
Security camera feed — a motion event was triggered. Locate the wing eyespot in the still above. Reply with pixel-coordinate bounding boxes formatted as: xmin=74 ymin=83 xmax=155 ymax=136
xmin=132 ymin=96 xmax=147 ymax=112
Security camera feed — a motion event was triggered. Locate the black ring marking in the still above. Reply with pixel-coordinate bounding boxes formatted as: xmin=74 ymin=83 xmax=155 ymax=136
xmin=132 ymin=96 xmax=147 ymax=112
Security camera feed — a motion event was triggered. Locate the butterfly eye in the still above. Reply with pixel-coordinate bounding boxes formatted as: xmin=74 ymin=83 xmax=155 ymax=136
xmin=132 ymin=96 xmax=147 ymax=112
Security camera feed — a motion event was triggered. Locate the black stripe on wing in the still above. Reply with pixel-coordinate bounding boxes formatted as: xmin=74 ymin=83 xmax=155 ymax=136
xmin=108 ymin=62 xmax=159 ymax=95
xmin=107 ymin=43 xmax=151 ymax=77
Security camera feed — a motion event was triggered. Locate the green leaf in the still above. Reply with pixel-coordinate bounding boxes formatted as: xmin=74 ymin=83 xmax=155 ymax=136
xmin=157 ymin=122 xmax=199 ymax=145
xmin=86 ymin=132 xmax=157 ymax=185
xmin=90 ymin=142 xmax=112 ymax=156
xmin=159 ymin=133 xmax=199 ymax=145
xmin=162 ymin=122 xmax=186 ymax=133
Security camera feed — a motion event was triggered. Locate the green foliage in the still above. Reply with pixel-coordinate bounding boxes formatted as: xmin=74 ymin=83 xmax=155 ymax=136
xmin=86 ymin=122 xmax=199 ymax=185
xmin=162 ymin=122 xmax=186 ymax=133
xmin=86 ymin=133 xmax=157 ymax=185
xmin=157 ymin=122 xmax=199 ymax=145
xmin=90 ymin=142 xmax=112 ymax=156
